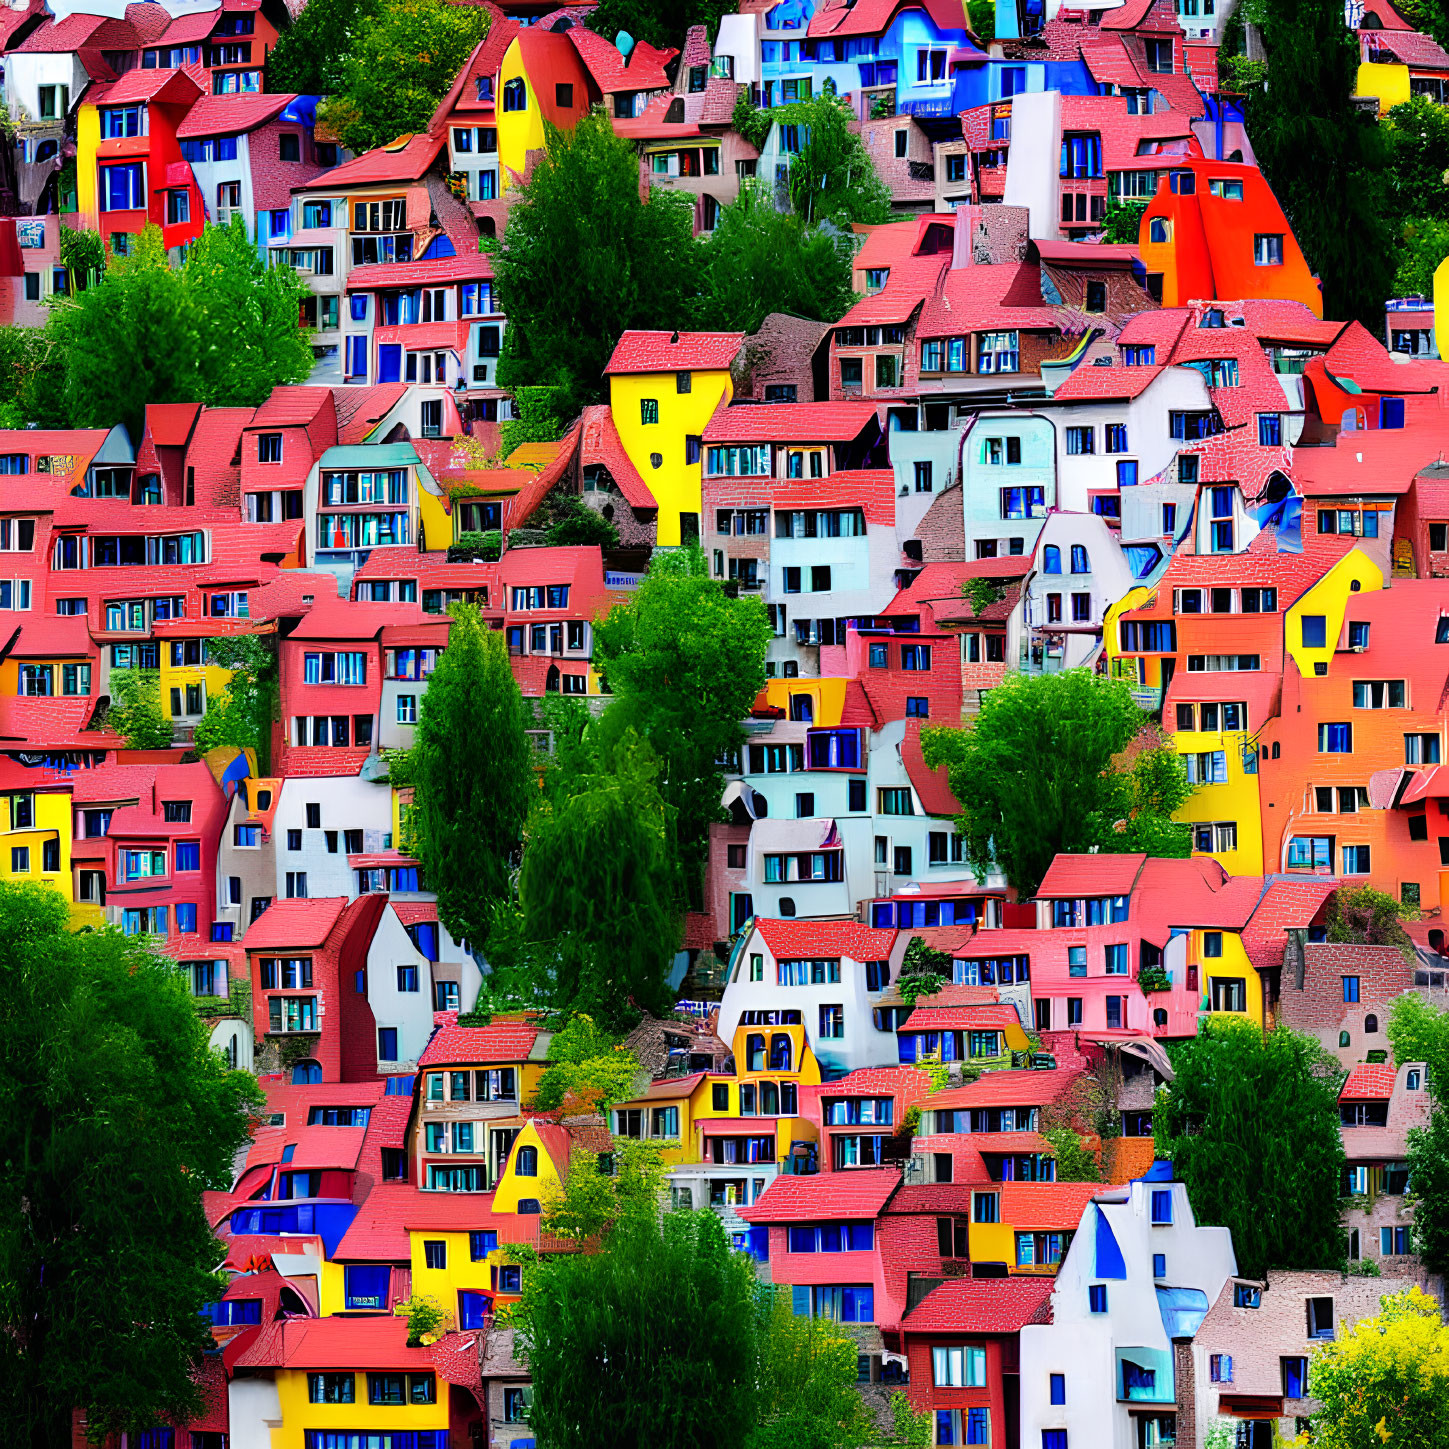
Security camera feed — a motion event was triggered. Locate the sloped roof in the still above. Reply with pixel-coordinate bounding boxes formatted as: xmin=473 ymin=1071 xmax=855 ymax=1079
xmin=177 ymin=92 xmax=297 ymax=138
xmin=1037 ymin=854 xmax=1148 ymax=897
xmin=702 ymin=401 xmax=879 ymax=444
xmin=738 ymin=1167 xmax=900 ymax=1222
xmin=1341 ymin=1063 xmax=1397 ymax=1100
xmin=417 ymin=1011 xmax=543 ymax=1066
xmin=902 ymin=1273 xmax=1054 ymax=1332
xmin=294 ymin=133 xmax=444 ymax=191
xmin=927 ymin=1067 xmax=1084 ymax=1110
xmin=604 ymin=330 xmax=745 ymax=375
xmin=241 ymin=896 xmax=349 ymax=950
xmin=755 ymin=918 xmax=896 ymax=960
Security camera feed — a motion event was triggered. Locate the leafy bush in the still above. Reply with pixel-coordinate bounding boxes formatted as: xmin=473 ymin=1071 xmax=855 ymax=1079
xmin=449 ymin=529 xmax=502 ymax=562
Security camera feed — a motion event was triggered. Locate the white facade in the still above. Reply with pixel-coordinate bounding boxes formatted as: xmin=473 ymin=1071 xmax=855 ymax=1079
xmin=1020 ymin=1177 xmax=1238 ymax=1449
xmin=1002 ymin=89 xmax=1062 ymax=241
xmin=716 ymin=920 xmax=910 ymax=1076
xmin=1019 ymin=511 xmax=1138 ymax=673
xmin=365 ymin=902 xmax=468 ymax=1069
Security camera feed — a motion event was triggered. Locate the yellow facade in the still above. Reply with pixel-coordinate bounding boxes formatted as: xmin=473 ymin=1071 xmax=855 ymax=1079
xmin=317 ymin=1259 xmax=348 ymax=1317
xmin=1354 ymin=61 xmax=1411 ymax=114
xmin=75 ymin=103 xmax=99 ymax=229
xmin=1436 ymin=255 xmax=1449 ymax=361
xmin=0 ymin=786 xmax=76 ymax=911
xmin=492 ymin=1118 xmax=564 ymax=1213
xmin=157 ymin=649 xmax=234 ymax=729
xmin=608 ymin=367 xmax=735 ymax=547
xmin=762 ymin=677 xmax=850 ymax=727
xmin=408 ymin=1227 xmax=509 ymax=1318
xmin=271 ymin=1365 xmax=448 ymax=1449
xmin=496 ymin=40 xmax=547 ymax=193
xmin=612 ymin=1073 xmax=735 ymax=1165
xmin=1284 ymin=549 xmax=1384 ymax=680
xmin=418 ymin=481 xmax=454 ymax=555
xmin=1194 ymin=926 xmax=1264 ymax=1027
xmin=1172 ymin=726 xmax=1265 ymax=876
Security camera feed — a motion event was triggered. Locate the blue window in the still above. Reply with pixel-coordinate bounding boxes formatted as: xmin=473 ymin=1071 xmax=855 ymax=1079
xmin=1151 ymin=1190 xmax=1173 ymax=1224
xmin=471 ymin=1230 xmax=499 ymax=1260
xmin=1105 ymin=944 xmax=1128 ymax=975
xmin=176 ymin=903 xmax=197 ymax=935
xmin=1343 ymin=975 xmax=1360 ymax=1003
xmin=101 ymin=163 xmax=143 ymax=211
xmin=345 ymin=335 xmax=368 ymax=378
xmin=344 ymin=1263 xmax=390 ymax=1310
xmin=1283 ymin=1356 xmax=1307 ymax=1399
xmin=397 ymin=963 xmax=419 ymax=992
xmin=1318 ymin=722 xmax=1352 ymax=753
xmin=1070 ymin=545 xmax=1089 ymax=573
xmin=1258 ymin=413 xmax=1282 ymax=446
xmin=350 ymin=293 xmax=368 ymax=322
xmin=378 ymin=1027 xmax=398 ymax=1061
xmin=1049 ymin=1374 xmax=1065 ymax=1405
xmin=1043 ymin=545 xmax=1061 ymax=573
xmin=1116 ymin=460 xmax=1138 ymax=487
xmin=966 ymin=1409 xmax=989 ymax=1445
xmin=1001 ymin=65 xmax=1025 ymax=95
xmin=1089 ymin=1284 xmax=1107 ymax=1313
xmin=175 ymin=841 xmax=201 ymax=871
xmin=1123 ymin=345 xmax=1155 ymax=365
xmin=459 ymin=1290 xmax=491 ymax=1328
xmin=1043 ymin=1434 xmax=1068 ymax=1449
xmin=1301 ymin=614 xmax=1326 ymax=648
xmin=1382 ymin=396 xmax=1405 ymax=429
xmin=1153 ymin=1253 xmax=1166 ymax=1277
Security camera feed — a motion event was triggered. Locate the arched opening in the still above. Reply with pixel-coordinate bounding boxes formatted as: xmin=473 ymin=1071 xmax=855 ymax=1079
xmin=516 ymin=1145 xmax=538 ymax=1176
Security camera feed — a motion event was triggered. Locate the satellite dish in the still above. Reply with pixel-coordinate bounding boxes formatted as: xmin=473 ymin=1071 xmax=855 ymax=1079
xmin=616 ymin=28 xmax=635 ymax=56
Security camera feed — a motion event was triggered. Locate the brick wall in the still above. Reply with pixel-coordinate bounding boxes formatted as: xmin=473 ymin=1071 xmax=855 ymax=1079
xmin=1276 ymin=941 xmax=1413 ymax=1064
xmin=915 ymin=481 xmax=965 ymax=562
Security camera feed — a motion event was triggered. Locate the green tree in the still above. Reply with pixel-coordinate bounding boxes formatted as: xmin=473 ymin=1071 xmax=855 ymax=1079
xmin=1247 ymin=0 xmax=1398 ymax=326
xmin=316 ymin=0 xmax=489 ymax=154
xmin=518 ymin=728 xmax=681 ymax=1023
xmin=58 ymin=225 xmax=104 ymax=291
xmin=733 ymin=90 xmax=773 ymax=153
xmin=184 ymin=219 xmax=316 ymax=409
xmin=776 ymin=94 xmax=892 ymax=226
xmin=512 ymin=1212 xmax=759 ymax=1449
xmin=1388 ymin=994 xmax=1449 ymax=1095
xmin=748 ymin=1288 xmax=875 ymax=1449
xmin=921 ymin=670 xmax=1192 ymax=898
xmin=697 ymin=185 xmax=856 ymax=334
xmin=592 ymin=547 xmax=771 ymax=898
xmin=1326 ymin=884 xmax=1415 ymax=958
xmin=0 ymin=882 xmax=262 ymax=1447
xmin=541 ymin=1138 xmax=666 ymax=1242
xmin=500 ymin=385 xmax=567 ymax=459
xmin=192 ymin=634 xmax=278 ymax=771
xmin=1405 ymin=1107 xmax=1449 ymax=1276
xmin=1308 ymin=1287 xmax=1449 ymax=1448
xmin=1383 ymin=96 xmax=1449 ymax=226
xmin=1393 ymin=216 xmax=1449 ymax=301
xmin=494 ymin=108 xmax=702 ymax=411
xmin=545 ymin=497 xmax=620 ymax=549
xmin=44 ymin=226 xmax=200 ymax=442
xmin=529 ymin=1014 xmax=644 ymax=1114
xmin=267 ymin=0 xmax=374 ymax=94
xmin=1101 ymin=198 xmax=1146 ymax=245
xmin=966 ymin=0 xmax=995 ymax=41
xmin=1155 ymin=1019 xmax=1346 ymax=1279
xmin=410 ymin=604 xmax=532 ymax=949
xmin=105 ymin=668 xmax=173 ymax=749
xmin=1042 ymin=1127 xmax=1102 ymax=1183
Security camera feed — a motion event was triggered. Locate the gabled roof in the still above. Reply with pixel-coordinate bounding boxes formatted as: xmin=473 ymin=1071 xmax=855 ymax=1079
xmin=177 ymin=92 xmax=298 ymax=139
xmin=927 ymin=1067 xmax=1083 ymax=1109
xmin=565 ymin=25 xmax=677 ymax=91
xmin=604 ymin=330 xmax=745 ymax=375
xmin=916 ymin=263 xmax=1059 ymax=338
xmin=754 ymin=918 xmax=896 ymax=960
xmin=902 ymin=718 xmax=961 ymax=817
xmin=902 ymin=1273 xmax=1054 ymax=1332
xmin=702 ymin=401 xmax=879 ymax=444
xmin=241 ymin=896 xmax=349 ymax=951
xmin=902 ymin=1003 xmax=1023 ymax=1032
xmin=15 ymin=12 xmax=137 ymax=51
xmin=96 ymin=65 xmax=203 ymax=107
xmin=738 ymin=1167 xmax=899 ymax=1222
xmin=294 ymin=133 xmax=444 ymax=192
xmin=1036 ymin=853 xmax=1148 ymax=897
xmin=417 ymin=1011 xmax=543 ymax=1066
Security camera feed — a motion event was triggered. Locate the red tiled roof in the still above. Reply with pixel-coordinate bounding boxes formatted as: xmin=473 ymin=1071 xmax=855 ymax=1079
xmin=917 ymin=262 xmax=1060 ymax=338
xmin=773 ymin=469 xmax=896 ymax=527
xmin=902 ymin=1003 xmax=1023 ymax=1032
xmin=294 ymin=133 xmax=444 ymax=191
xmin=738 ymin=1167 xmax=899 ymax=1222
xmin=99 ymin=66 xmax=202 ymax=106
xmin=1052 ymin=362 xmax=1165 ymax=401
xmin=1341 ymin=1063 xmax=1397 ymax=1100
xmin=902 ymin=718 xmax=960 ymax=817
xmin=579 ymin=404 xmax=655 ymax=511
xmin=241 ymin=896 xmax=349 ymax=950
xmin=417 ymin=1010 xmax=542 ymax=1066
xmin=927 ymin=1067 xmax=1084 ymax=1110
xmin=15 ymin=12 xmax=136 ymax=50
xmin=1036 ymin=854 xmax=1148 ymax=897
xmin=702 ymin=401 xmax=879 ymax=444
xmin=902 ymin=1273 xmax=1054 ymax=1332
xmin=345 ymin=253 xmax=491 ymax=290
xmin=565 ymin=25 xmax=677 ymax=91
xmin=236 ymin=1314 xmax=434 ymax=1370
xmin=604 ymin=330 xmax=745 ymax=375
xmin=755 ymin=918 xmax=896 ymax=960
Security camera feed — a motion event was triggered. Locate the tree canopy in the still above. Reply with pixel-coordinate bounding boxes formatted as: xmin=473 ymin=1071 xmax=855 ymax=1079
xmin=1155 ymin=1019 xmax=1346 ymax=1280
xmin=775 ymin=96 xmax=892 ymax=227
xmin=697 ymin=186 xmax=856 ymax=334
xmin=315 ymin=0 xmax=489 ymax=154
xmin=494 ymin=108 xmax=702 ymax=413
xmin=920 ymin=669 xmax=1192 ymax=897
xmin=409 ymin=603 xmax=533 ymax=949
xmin=510 ymin=1210 xmax=872 ymax=1449
xmin=18 ymin=222 xmax=314 ymax=440
xmin=0 ymin=883 xmax=261 ymax=1445
xmin=192 ymin=635 xmax=278 ymax=771
xmin=266 ymin=0 xmax=373 ymax=95
xmin=1388 ymin=995 xmax=1449 ymax=1275
xmin=105 ymin=668 xmax=174 ymax=750
xmin=1308 ymin=1288 xmax=1449 ymax=1449
xmin=592 ymin=547 xmax=771 ymax=898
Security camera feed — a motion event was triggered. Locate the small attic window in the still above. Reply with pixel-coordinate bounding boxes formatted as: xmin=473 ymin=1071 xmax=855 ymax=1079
xmin=666 ymin=97 xmax=685 ymax=122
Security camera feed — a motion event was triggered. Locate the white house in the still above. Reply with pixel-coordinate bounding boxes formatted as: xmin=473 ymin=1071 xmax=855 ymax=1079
xmin=1020 ymin=1173 xmax=1238 ymax=1449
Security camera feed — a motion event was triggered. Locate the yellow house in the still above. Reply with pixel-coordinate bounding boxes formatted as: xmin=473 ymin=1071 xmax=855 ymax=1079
xmin=0 ymin=780 xmax=80 ymax=918
xmin=610 ymin=1071 xmax=740 ymax=1166
xmin=495 ymin=30 xmax=598 ymax=190
xmin=760 ymin=676 xmax=850 ymax=726
xmin=265 ymin=1316 xmax=450 ymax=1449
xmin=1194 ymin=924 xmax=1266 ymax=1027
xmin=604 ymin=331 xmax=743 ymax=548
xmin=1172 ymin=717 xmax=1265 ymax=876
xmin=155 ymin=630 xmax=235 ymax=736
xmin=1284 ymin=548 xmax=1385 ymax=679
xmin=964 ymin=1182 xmax=1102 ymax=1271
xmin=1354 ymin=59 xmax=1411 ymax=114
xmin=492 ymin=1117 xmax=568 ymax=1214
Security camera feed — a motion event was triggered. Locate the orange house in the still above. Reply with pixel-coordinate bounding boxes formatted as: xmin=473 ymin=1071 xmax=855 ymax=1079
xmin=1137 ymin=159 xmax=1321 ymax=317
